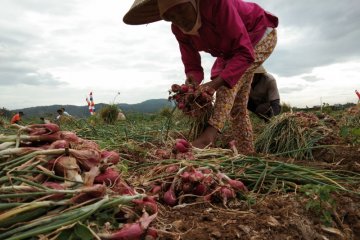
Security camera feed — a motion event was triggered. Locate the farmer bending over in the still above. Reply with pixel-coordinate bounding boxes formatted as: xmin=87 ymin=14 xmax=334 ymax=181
xmin=248 ymin=66 xmax=281 ymax=122
xmin=10 ymin=111 xmax=24 ymax=124
xmin=123 ymin=0 xmax=278 ymax=154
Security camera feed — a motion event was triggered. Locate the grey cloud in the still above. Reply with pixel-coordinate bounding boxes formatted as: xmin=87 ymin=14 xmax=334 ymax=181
xmin=253 ymin=0 xmax=360 ymax=77
xmin=0 ymin=66 xmax=65 ymax=86
xmin=302 ymin=75 xmax=323 ymax=83
xmin=0 ymin=48 xmax=65 ymax=86
xmin=279 ymin=85 xmax=307 ymax=94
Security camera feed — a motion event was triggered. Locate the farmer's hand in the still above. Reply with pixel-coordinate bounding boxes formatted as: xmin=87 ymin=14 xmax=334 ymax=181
xmin=185 ymin=75 xmax=199 ymax=87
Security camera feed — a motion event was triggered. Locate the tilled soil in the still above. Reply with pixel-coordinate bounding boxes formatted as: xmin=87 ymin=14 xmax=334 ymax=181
xmin=151 ymin=145 xmax=360 ymax=240
xmin=154 ymin=193 xmax=360 ymax=240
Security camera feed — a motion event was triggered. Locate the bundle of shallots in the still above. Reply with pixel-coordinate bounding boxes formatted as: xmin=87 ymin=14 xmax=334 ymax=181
xmin=169 ymin=83 xmax=215 ymax=117
xmin=148 ymin=165 xmax=247 ymax=207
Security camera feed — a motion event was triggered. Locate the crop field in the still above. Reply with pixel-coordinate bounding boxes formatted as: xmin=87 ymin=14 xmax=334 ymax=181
xmin=0 ymin=105 xmax=359 ymax=240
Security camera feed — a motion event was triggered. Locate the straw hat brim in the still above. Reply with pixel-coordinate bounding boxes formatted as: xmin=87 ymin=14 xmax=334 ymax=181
xmin=123 ymin=0 xmax=162 ymax=25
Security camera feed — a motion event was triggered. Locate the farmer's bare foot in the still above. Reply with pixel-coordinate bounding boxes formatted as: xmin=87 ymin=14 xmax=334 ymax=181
xmin=192 ymin=126 xmax=218 ymax=149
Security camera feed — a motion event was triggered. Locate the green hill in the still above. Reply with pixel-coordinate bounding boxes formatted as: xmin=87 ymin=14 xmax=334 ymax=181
xmin=10 ymin=99 xmax=174 ymax=118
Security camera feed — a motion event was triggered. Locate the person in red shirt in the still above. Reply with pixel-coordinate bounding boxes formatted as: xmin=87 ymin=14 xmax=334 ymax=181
xmin=123 ymin=0 xmax=278 ymax=154
xmin=10 ymin=111 xmax=24 ymax=124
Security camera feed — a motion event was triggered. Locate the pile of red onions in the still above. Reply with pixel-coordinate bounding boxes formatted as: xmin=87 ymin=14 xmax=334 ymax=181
xmin=149 ymin=165 xmax=247 ymax=206
xmin=153 ymin=139 xmax=194 ymax=160
xmin=169 ymin=83 xmax=215 ymax=117
xmin=4 ymin=123 xmax=160 ymax=239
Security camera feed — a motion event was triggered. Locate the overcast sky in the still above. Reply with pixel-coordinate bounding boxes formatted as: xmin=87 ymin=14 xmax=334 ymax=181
xmin=0 ymin=0 xmax=359 ymax=110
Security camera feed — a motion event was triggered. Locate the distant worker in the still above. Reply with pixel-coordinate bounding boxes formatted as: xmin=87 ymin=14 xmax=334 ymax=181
xmin=40 ymin=117 xmax=51 ymax=124
xmin=56 ymin=109 xmax=64 ymax=121
xmin=61 ymin=107 xmax=72 ymax=117
xmin=247 ymin=66 xmax=281 ymax=121
xmin=10 ymin=111 xmax=24 ymax=124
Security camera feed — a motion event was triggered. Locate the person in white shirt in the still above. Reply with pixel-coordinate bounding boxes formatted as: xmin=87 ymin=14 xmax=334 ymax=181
xmin=61 ymin=107 xmax=71 ymax=117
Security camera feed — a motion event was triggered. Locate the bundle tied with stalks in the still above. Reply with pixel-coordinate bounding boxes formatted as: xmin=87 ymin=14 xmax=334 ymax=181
xmin=135 ymin=163 xmax=248 ymax=207
xmin=255 ymin=112 xmax=337 ymax=160
xmin=132 ymin=150 xmax=360 ymax=196
xmin=169 ymin=83 xmax=214 ymax=140
xmin=99 ymin=104 xmax=120 ymax=124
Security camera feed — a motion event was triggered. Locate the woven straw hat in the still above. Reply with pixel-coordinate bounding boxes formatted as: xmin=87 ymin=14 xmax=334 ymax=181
xmin=123 ymin=0 xmax=162 ymax=25
xmin=254 ymin=65 xmax=267 ymax=74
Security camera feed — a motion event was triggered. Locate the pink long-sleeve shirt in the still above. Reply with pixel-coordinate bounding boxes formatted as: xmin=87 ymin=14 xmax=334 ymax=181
xmin=171 ymin=0 xmax=278 ymax=88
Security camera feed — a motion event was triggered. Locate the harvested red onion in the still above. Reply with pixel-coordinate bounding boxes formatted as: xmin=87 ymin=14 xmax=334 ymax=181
xmin=133 ymin=196 xmax=158 ymax=215
xmin=202 ymin=175 xmax=214 ymax=186
xmin=100 ymin=150 xmax=120 ymax=165
xmin=163 ymin=188 xmax=177 ymax=206
xmin=72 ymin=139 xmax=100 ymax=151
xmin=219 ymin=186 xmax=235 ymax=205
xmin=113 ymin=180 xmax=136 ymax=195
xmin=165 ymin=165 xmax=179 ymax=173
xmin=217 ymin=172 xmax=248 ymax=192
xmin=100 ymin=223 xmax=144 ymax=240
xmin=150 ymin=185 xmax=161 ymax=195
xmin=154 ymin=149 xmax=170 ymax=159
xmin=70 ymin=149 xmax=101 ymax=171
xmin=36 ymin=132 xmax=62 ymax=142
xmin=43 ymin=181 xmax=64 ymax=190
xmin=189 ymin=170 xmax=204 ymax=182
xmin=171 ymin=84 xmax=181 ymax=92
xmin=228 ymin=179 xmax=248 ymax=192
xmin=100 ymin=211 xmax=157 ymax=240
xmin=181 ymin=182 xmax=193 ymax=193
xmin=26 ymin=123 xmax=60 ymax=136
xmin=49 ymin=140 xmax=69 ymax=149
xmin=94 ymin=168 xmax=120 ymax=186
xmin=174 ymin=142 xmax=187 ymax=153
xmin=180 ymin=171 xmax=190 ymax=182
xmin=177 ymin=102 xmax=185 ymax=110
xmin=201 ymin=168 xmax=212 ymax=174
xmin=54 ymin=156 xmax=82 ymax=183
xmin=193 ymin=183 xmax=207 ymax=196
xmin=145 ymin=228 xmax=158 ymax=240
xmin=180 ymin=84 xmax=189 ymax=93
xmin=173 ymin=139 xmax=191 ymax=153
xmin=60 ymin=131 xmax=79 ymax=143
xmin=176 ymin=139 xmax=190 ymax=148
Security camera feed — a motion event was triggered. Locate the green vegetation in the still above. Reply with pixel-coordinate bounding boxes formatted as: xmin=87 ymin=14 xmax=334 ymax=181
xmin=99 ymin=104 xmax=120 ymax=124
xmin=0 ymin=104 xmax=359 ymax=238
xmin=255 ymin=112 xmax=333 ymax=160
xmin=301 ymin=184 xmax=337 ymax=226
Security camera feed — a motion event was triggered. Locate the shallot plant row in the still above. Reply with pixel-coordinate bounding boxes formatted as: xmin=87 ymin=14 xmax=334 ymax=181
xmin=0 ymin=123 xmax=158 ymax=239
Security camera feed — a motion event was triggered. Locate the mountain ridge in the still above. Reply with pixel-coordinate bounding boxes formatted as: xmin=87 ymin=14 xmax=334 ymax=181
xmin=9 ymin=99 xmax=173 ymax=118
